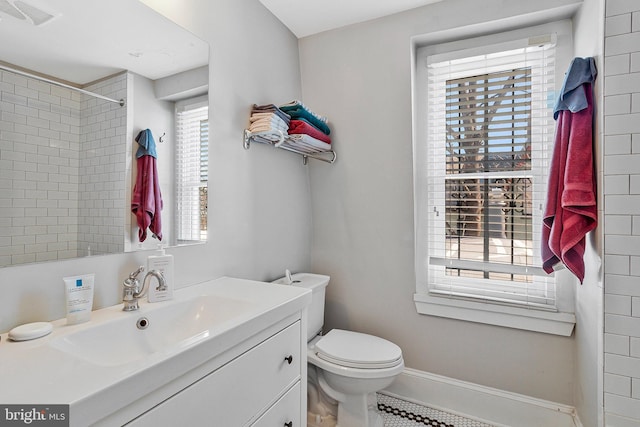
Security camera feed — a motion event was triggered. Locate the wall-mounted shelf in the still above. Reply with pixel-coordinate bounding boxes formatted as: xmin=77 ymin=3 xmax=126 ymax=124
xmin=243 ymin=129 xmax=336 ymax=165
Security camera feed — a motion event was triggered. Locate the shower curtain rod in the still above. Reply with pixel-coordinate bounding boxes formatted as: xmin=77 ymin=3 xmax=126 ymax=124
xmin=0 ymin=64 xmax=125 ymax=107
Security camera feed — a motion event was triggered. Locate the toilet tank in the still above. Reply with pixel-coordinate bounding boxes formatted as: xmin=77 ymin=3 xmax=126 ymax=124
xmin=273 ymin=273 xmax=329 ymax=340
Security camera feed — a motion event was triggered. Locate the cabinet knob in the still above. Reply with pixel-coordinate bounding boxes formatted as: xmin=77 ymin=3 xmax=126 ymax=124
xmin=284 ymin=422 xmax=293 ymax=427
xmin=284 ymin=355 xmax=293 ymax=365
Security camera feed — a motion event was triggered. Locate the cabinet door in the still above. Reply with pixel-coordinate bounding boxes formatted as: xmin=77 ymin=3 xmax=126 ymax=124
xmin=127 ymin=321 xmax=301 ymax=427
xmin=252 ymin=382 xmax=300 ymax=427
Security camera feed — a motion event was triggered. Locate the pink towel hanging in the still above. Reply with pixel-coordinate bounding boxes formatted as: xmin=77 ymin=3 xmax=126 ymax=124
xmin=542 ymin=80 xmax=597 ymax=283
xmin=131 ymin=129 xmax=163 ymax=242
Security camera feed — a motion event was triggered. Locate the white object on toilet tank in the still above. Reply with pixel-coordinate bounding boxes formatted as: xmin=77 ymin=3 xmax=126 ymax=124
xmin=273 ymin=272 xmax=329 ymax=339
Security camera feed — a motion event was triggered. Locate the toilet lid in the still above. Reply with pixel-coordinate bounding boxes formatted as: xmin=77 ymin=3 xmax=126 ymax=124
xmin=314 ymin=329 xmax=402 ymax=369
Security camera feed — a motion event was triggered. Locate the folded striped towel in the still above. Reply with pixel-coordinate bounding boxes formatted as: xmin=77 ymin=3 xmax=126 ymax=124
xmin=252 ymin=104 xmax=291 ymax=125
xmin=250 ymin=123 xmax=288 ymax=134
xmin=249 ymin=113 xmax=287 ymax=127
xmin=248 ymin=111 xmax=289 ymax=134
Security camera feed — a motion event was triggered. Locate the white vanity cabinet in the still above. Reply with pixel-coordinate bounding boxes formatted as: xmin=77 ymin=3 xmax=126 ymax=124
xmin=127 ymin=320 xmax=303 ymax=427
xmin=0 ymin=277 xmax=311 ymax=427
xmin=253 ymin=382 xmax=301 ymax=427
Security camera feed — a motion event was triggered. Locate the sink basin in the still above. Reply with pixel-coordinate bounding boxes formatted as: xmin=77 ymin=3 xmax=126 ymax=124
xmin=50 ymin=295 xmax=253 ymax=367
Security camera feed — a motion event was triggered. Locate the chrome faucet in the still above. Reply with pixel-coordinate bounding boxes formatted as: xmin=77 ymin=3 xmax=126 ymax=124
xmin=122 ymin=266 xmax=166 ymax=311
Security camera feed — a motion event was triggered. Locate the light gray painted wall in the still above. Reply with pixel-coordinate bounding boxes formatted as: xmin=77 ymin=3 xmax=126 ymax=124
xmin=300 ymin=0 xmax=586 ymax=405
xmin=0 ymin=0 xmax=310 ymax=333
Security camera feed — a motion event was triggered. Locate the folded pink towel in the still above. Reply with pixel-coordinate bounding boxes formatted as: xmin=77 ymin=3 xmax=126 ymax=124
xmin=288 ymin=119 xmax=332 ymax=144
xmin=542 ymin=83 xmax=597 ymax=283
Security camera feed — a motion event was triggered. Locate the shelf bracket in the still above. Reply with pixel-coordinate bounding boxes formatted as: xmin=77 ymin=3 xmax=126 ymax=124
xmin=243 ymin=129 xmax=252 ymax=149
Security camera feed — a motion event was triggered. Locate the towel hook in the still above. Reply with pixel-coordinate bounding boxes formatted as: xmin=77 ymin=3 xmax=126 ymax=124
xmin=159 ymin=132 xmax=166 ymax=143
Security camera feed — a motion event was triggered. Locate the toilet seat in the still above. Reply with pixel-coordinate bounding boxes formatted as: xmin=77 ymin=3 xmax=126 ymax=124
xmin=314 ymin=329 xmax=402 ymax=369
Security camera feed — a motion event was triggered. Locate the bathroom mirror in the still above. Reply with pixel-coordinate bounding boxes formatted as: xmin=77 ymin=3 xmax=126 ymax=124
xmin=0 ymin=0 xmax=209 ymax=267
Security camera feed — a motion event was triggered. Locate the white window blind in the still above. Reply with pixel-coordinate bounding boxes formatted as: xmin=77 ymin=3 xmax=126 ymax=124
xmin=424 ymin=35 xmax=557 ymax=309
xmin=176 ymin=97 xmax=208 ymax=243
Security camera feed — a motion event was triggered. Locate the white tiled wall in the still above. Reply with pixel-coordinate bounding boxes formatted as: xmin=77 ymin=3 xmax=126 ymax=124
xmin=604 ymin=0 xmax=640 ymax=424
xmin=0 ymin=70 xmax=126 ymax=266
xmin=0 ymin=70 xmax=82 ymax=266
xmin=77 ymin=74 xmax=126 ymax=257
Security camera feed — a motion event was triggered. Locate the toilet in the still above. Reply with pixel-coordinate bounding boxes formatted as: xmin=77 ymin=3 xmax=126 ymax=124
xmin=273 ymin=272 xmax=404 ymax=427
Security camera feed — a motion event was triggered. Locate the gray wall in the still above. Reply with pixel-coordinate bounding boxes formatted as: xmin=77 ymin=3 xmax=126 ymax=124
xmin=300 ymin=0 xmax=596 ymax=407
xmin=0 ymin=0 xmax=310 ymax=332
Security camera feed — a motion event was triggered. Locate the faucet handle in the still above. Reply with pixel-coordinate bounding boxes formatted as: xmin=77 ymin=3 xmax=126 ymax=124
xmin=123 ymin=266 xmax=145 ymax=291
xmin=129 ymin=266 xmax=145 ymax=280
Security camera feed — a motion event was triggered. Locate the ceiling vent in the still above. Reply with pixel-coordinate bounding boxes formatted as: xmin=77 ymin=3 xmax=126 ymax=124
xmin=0 ymin=0 xmax=56 ymax=26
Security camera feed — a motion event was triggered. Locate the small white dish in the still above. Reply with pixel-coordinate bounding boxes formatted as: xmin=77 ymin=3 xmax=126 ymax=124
xmin=8 ymin=322 xmax=53 ymax=341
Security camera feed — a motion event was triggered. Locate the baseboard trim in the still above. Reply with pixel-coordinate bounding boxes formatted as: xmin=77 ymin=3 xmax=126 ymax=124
xmin=384 ymin=368 xmax=582 ymax=427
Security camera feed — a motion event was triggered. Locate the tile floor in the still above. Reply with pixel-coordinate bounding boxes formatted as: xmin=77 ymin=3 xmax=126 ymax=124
xmin=377 ymin=393 xmax=494 ymax=427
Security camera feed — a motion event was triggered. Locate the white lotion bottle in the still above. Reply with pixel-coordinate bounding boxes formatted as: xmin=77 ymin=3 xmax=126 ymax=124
xmin=147 ymin=245 xmax=174 ymax=302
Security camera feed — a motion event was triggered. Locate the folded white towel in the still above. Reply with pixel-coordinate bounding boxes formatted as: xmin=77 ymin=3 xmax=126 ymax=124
xmin=285 ymin=133 xmax=332 ymax=153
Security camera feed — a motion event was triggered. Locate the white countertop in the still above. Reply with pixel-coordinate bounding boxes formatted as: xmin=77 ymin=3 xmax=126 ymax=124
xmin=0 ymin=277 xmax=311 ymax=426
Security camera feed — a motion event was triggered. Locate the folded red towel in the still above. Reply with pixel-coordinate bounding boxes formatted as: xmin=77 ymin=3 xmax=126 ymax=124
xmin=542 ymin=83 xmax=597 ymax=283
xmin=288 ymin=119 xmax=332 ymax=144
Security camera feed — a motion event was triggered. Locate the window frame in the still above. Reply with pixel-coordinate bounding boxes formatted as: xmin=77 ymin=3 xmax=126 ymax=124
xmin=412 ymin=21 xmax=576 ymax=336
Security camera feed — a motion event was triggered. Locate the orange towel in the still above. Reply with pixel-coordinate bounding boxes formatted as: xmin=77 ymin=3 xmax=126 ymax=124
xmin=542 ymin=83 xmax=597 ymax=283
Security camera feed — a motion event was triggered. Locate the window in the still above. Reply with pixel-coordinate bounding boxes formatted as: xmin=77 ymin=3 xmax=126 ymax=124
xmin=175 ymin=96 xmax=208 ymax=244
xmin=413 ymin=22 xmax=575 ymax=335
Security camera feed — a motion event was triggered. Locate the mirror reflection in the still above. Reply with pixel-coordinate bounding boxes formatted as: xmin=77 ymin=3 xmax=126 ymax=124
xmin=0 ymin=0 xmax=209 ymax=267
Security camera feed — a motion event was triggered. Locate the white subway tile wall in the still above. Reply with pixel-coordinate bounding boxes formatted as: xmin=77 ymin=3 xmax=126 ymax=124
xmin=77 ymin=74 xmax=126 ymax=257
xmin=0 ymin=70 xmax=126 ymax=267
xmin=605 ymin=0 xmax=640 ymax=424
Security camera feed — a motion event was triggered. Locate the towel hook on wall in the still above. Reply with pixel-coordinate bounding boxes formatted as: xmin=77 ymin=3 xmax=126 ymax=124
xmin=159 ymin=132 xmax=166 ymax=143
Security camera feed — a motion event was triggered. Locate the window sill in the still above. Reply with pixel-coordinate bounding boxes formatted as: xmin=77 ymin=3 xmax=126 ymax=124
xmin=414 ymin=293 xmax=575 ymax=336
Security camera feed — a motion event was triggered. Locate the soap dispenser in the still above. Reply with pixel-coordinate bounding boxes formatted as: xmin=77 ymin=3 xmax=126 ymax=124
xmin=147 ymin=245 xmax=174 ymax=302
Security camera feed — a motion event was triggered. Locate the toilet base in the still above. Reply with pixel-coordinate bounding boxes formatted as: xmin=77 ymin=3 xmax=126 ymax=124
xmin=307 ymin=411 xmax=337 ymax=427
xmin=335 ymin=392 xmax=384 ymax=427
xmin=307 ymin=409 xmax=382 ymax=427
